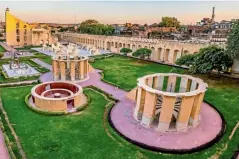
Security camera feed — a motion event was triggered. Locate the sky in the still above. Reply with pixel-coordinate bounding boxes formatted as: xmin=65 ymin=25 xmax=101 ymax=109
xmin=0 ymin=1 xmax=239 ymax=25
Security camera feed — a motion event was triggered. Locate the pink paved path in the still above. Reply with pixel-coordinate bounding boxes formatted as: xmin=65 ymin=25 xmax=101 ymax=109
xmin=0 ymin=129 xmax=9 ymax=159
xmin=40 ymin=70 xmax=223 ymax=151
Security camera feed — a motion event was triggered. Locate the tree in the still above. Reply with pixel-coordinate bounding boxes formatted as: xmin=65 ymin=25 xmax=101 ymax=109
xmin=176 ymin=54 xmax=197 ymax=67
xmin=190 ymin=45 xmax=233 ymax=74
xmin=78 ymin=20 xmax=114 ymax=35
xmin=133 ymin=48 xmax=152 ymax=59
xmin=120 ymin=48 xmax=132 ymax=55
xmin=226 ymin=21 xmax=239 ymax=59
xmin=0 ymin=53 xmax=4 ymax=59
xmin=159 ymin=17 xmax=180 ymax=29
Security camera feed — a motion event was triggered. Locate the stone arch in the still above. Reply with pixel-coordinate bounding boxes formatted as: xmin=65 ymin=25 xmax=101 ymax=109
xmin=132 ymin=44 xmax=136 ymax=52
xmin=123 ymin=43 xmax=126 ymax=48
xmin=127 ymin=44 xmax=130 ymax=49
xmin=102 ymin=41 xmax=105 ymax=49
xmin=157 ymin=48 xmax=162 ymax=60
xmin=119 ymin=43 xmax=122 ymax=48
xmin=107 ymin=41 xmax=111 ymax=50
xmin=182 ymin=50 xmax=189 ymax=56
xmin=111 ymin=42 xmax=114 ymax=47
xmin=144 ymin=46 xmax=148 ymax=49
xmin=164 ymin=49 xmax=170 ymax=62
xmin=115 ymin=42 xmax=118 ymax=48
xmin=138 ymin=45 xmax=141 ymax=49
xmin=151 ymin=47 xmax=155 ymax=60
xmin=173 ymin=50 xmax=180 ymax=63
xmin=194 ymin=52 xmax=198 ymax=54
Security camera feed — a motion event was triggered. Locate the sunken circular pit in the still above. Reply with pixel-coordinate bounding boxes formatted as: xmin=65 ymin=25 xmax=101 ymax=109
xmin=30 ymin=81 xmax=86 ymax=113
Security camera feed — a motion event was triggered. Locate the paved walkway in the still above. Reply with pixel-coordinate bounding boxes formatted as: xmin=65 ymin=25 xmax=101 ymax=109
xmin=0 ymin=42 xmax=17 ymax=52
xmin=0 ymin=131 xmax=9 ymax=159
xmin=31 ymin=58 xmax=52 ymax=71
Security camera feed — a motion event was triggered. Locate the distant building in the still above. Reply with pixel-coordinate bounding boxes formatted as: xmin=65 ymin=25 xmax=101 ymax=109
xmin=111 ymin=24 xmax=125 ymax=35
xmin=5 ymin=8 xmax=57 ymax=47
xmin=125 ymin=23 xmax=132 ymax=28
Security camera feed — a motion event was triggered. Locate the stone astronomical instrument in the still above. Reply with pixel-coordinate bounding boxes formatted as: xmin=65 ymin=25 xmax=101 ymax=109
xmin=52 ymin=55 xmax=89 ymax=81
xmin=31 ymin=81 xmax=83 ymax=112
xmin=134 ymin=73 xmax=208 ymax=132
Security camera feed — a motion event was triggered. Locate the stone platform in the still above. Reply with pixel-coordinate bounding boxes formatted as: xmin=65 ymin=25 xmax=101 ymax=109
xmin=109 ymin=100 xmax=225 ymax=153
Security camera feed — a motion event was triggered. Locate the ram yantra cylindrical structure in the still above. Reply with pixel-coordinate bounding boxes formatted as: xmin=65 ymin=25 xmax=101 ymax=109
xmin=31 ymin=81 xmax=83 ymax=112
xmin=134 ymin=73 xmax=208 ymax=132
xmin=52 ymin=55 xmax=89 ymax=81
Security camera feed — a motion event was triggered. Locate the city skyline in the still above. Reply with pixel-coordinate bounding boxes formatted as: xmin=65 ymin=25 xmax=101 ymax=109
xmin=0 ymin=1 xmax=239 ymax=25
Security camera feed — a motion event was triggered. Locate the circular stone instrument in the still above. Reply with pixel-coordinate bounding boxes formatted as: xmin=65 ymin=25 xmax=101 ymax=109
xmin=134 ymin=73 xmax=208 ymax=132
xmin=31 ymin=81 xmax=84 ymax=112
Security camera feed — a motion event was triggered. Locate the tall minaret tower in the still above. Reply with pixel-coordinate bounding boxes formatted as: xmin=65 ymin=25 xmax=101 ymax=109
xmin=211 ymin=6 xmax=215 ymax=23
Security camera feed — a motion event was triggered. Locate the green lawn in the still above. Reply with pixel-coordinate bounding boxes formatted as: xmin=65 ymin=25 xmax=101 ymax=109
xmin=91 ymin=55 xmax=239 ymax=158
xmin=0 ymin=86 xmax=169 ymax=159
xmin=0 ymin=45 xmax=6 ymax=52
xmin=0 ymin=55 xmax=238 ymax=159
xmin=40 ymin=57 xmax=52 ymax=64
xmin=91 ymin=55 xmax=184 ymax=91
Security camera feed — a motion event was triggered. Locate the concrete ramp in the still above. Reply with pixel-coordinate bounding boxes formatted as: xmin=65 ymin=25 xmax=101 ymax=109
xmin=89 ymin=64 xmax=95 ymax=73
xmin=126 ymin=87 xmax=138 ymax=102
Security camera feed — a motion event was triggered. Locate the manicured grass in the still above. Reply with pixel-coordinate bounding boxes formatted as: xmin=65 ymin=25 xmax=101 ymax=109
xmin=0 ymin=86 xmax=161 ymax=159
xmin=40 ymin=57 xmax=52 ymax=64
xmin=2 ymin=85 xmax=224 ymax=159
xmin=0 ymin=45 xmax=6 ymax=52
xmin=1 ymin=55 xmax=238 ymax=159
xmin=92 ymin=55 xmax=239 ymax=158
xmin=91 ymin=55 xmax=184 ymax=91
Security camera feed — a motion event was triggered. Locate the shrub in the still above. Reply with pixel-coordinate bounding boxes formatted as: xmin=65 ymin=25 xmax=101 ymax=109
xmin=120 ymin=48 xmax=132 ymax=55
xmin=0 ymin=53 xmax=4 ymax=59
xmin=176 ymin=54 xmax=196 ymax=67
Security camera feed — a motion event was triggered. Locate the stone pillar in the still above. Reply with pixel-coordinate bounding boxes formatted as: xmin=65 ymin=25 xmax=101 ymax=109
xmin=167 ymin=75 xmax=176 ymax=92
xmin=134 ymin=87 xmax=145 ymax=120
xmin=141 ymin=91 xmax=157 ymax=127
xmin=52 ymin=60 xmax=59 ymax=80
xmin=158 ymin=95 xmax=176 ymax=131
xmin=190 ymin=80 xmax=197 ymax=91
xmin=186 ymin=79 xmax=192 ymax=92
xmin=70 ymin=61 xmax=75 ymax=81
xmin=189 ymin=93 xmax=205 ymax=126
xmin=67 ymin=56 xmax=70 ymax=69
xmin=154 ymin=75 xmax=164 ymax=90
xmin=179 ymin=77 xmax=188 ymax=92
xmin=60 ymin=61 xmax=66 ymax=81
xmin=147 ymin=77 xmax=153 ymax=87
xmin=80 ymin=60 xmax=84 ymax=80
xmin=176 ymin=96 xmax=195 ymax=131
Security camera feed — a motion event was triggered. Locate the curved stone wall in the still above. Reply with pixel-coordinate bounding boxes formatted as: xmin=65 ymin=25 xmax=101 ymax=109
xmin=134 ymin=73 xmax=208 ymax=132
xmin=56 ymin=33 xmax=225 ymax=64
xmin=52 ymin=55 xmax=89 ymax=81
xmin=31 ymin=81 xmax=83 ymax=112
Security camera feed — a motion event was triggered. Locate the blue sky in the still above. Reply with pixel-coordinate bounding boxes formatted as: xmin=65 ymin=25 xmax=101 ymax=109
xmin=0 ymin=1 xmax=238 ymax=24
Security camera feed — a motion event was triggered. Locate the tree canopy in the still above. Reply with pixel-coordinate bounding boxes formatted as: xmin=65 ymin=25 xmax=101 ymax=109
xmin=78 ymin=19 xmax=115 ymax=35
xmin=120 ymin=48 xmax=132 ymax=55
xmin=159 ymin=17 xmax=180 ymax=29
xmin=133 ymin=48 xmax=152 ymax=59
xmin=0 ymin=53 xmax=4 ymax=59
xmin=226 ymin=21 xmax=239 ymax=59
xmin=190 ymin=45 xmax=233 ymax=74
xmin=176 ymin=54 xmax=197 ymax=67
